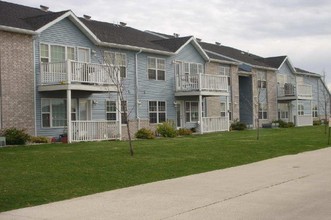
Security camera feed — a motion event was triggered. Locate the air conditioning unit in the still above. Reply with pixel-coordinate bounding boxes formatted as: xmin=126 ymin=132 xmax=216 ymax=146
xmin=0 ymin=137 xmax=6 ymax=147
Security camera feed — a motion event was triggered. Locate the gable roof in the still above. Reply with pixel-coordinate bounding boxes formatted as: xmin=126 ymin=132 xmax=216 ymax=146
xmin=255 ymin=56 xmax=287 ymax=69
xmin=199 ymin=41 xmax=274 ymax=69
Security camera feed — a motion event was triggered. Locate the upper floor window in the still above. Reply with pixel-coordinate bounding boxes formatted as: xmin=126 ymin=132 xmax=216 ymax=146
xmin=220 ymin=65 xmax=231 ymax=86
xmin=40 ymin=43 xmax=75 ymax=63
xmin=257 ymin=71 xmax=267 ymax=88
xmin=148 ymin=57 xmax=165 ymax=80
xmin=183 ymin=62 xmax=203 ymax=75
xmin=104 ymin=52 xmax=127 ymax=78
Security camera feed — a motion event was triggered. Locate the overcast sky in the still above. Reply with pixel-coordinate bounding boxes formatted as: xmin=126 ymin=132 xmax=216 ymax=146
xmin=8 ymin=0 xmax=331 ymax=87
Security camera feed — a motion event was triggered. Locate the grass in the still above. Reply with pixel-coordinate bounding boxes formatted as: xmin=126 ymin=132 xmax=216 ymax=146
xmin=0 ymin=126 xmax=329 ymax=212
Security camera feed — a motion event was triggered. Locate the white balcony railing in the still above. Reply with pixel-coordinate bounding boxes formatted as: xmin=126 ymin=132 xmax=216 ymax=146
xmin=202 ymin=117 xmax=229 ymax=133
xmin=71 ymin=121 xmax=120 ymax=142
xmin=277 ymin=83 xmax=312 ymax=99
xmin=176 ymin=73 xmax=228 ymax=93
xmin=40 ymin=60 xmax=116 ymax=85
xmin=296 ymin=115 xmax=313 ymax=127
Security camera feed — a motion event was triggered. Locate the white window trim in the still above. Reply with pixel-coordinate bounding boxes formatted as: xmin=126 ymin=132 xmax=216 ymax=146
xmin=258 ymin=102 xmax=268 ymax=119
xmin=220 ymin=102 xmax=227 ymax=117
xmin=312 ymin=105 xmax=318 ymax=118
xmin=182 ymin=62 xmax=204 ymax=75
xmin=106 ymin=100 xmax=117 ymax=121
xmin=77 ymin=46 xmax=91 ymax=63
xmin=298 ymin=104 xmax=304 ymax=116
xmin=104 ymin=51 xmax=127 ymax=78
xmin=41 ymin=98 xmax=77 ymax=128
xmin=147 ymin=57 xmax=166 ymax=81
xmin=185 ymin=101 xmax=204 ymax=123
xmin=40 ymin=43 xmax=76 ymax=63
xmin=148 ymin=100 xmax=167 ymax=124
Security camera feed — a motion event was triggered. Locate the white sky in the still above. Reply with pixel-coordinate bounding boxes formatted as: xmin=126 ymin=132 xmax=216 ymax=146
xmin=7 ymin=0 xmax=331 ymax=87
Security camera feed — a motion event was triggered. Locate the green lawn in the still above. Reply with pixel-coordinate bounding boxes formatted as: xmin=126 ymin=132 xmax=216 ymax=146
xmin=0 ymin=126 xmax=329 ymax=212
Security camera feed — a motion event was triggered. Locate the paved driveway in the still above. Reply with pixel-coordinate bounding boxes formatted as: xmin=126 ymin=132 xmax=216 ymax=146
xmin=1 ymin=147 xmax=331 ymax=220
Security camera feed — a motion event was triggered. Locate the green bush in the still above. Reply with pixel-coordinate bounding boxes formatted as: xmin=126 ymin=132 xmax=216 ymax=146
xmin=273 ymin=120 xmax=295 ymax=128
xmin=230 ymin=119 xmax=247 ymax=130
xmin=157 ymin=121 xmax=177 ymax=138
xmin=313 ymin=120 xmax=322 ymax=126
xmin=0 ymin=128 xmax=31 ymax=145
xmin=30 ymin=136 xmax=51 ymax=143
xmin=177 ymin=128 xmax=193 ymax=136
xmin=287 ymin=122 xmax=295 ymax=128
xmin=135 ymin=128 xmax=155 ymax=139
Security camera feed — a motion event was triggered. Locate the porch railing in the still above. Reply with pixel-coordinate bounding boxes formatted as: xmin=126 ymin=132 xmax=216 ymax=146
xmin=176 ymin=73 xmax=228 ymax=92
xmin=277 ymin=83 xmax=312 ymax=99
xmin=71 ymin=121 xmax=120 ymax=142
xmin=202 ymin=117 xmax=229 ymax=133
xmin=40 ymin=60 xmax=116 ymax=85
xmin=296 ymin=115 xmax=313 ymax=127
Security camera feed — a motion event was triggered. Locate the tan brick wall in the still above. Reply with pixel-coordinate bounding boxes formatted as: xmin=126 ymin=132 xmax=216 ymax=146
xmin=230 ymin=65 xmax=240 ymax=121
xmin=121 ymin=119 xmax=157 ymax=140
xmin=0 ymin=31 xmax=35 ymax=135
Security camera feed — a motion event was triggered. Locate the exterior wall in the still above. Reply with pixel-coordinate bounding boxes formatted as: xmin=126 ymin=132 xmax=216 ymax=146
xmin=266 ymin=70 xmax=278 ymax=122
xmin=0 ymin=31 xmax=35 ymax=135
xmin=205 ymin=62 xmax=221 ymax=117
xmin=230 ymin=65 xmax=240 ymax=121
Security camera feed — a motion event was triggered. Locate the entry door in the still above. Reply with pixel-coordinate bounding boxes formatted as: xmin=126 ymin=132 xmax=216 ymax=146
xmin=79 ymin=99 xmax=92 ymax=121
xmin=176 ymin=101 xmax=183 ymax=128
xmin=77 ymin=48 xmax=90 ymax=63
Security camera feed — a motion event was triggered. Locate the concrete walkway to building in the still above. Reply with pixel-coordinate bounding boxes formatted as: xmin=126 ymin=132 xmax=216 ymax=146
xmin=1 ymin=147 xmax=331 ymax=220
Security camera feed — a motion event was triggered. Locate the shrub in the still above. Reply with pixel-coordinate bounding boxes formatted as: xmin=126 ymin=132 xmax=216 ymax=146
xmin=287 ymin=122 xmax=295 ymax=128
xmin=274 ymin=120 xmax=295 ymax=128
xmin=135 ymin=128 xmax=155 ymax=139
xmin=0 ymin=127 xmax=31 ymax=145
xmin=313 ymin=120 xmax=322 ymax=126
xmin=30 ymin=136 xmax=51 ymax=143
xmin=177 ymin=128 xmax=193 ymax=136
xmin=157 ymin=121 xmax=177 ymax=138
xmin=230 ymin=119 xmax=247 ymax=130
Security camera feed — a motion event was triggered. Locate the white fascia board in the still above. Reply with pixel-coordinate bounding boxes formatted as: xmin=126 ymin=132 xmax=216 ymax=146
xmin=209 ymin=58 xmax=239 ymax=65
xmin=174 ymin=37 xmax=210 ymax=61
xmin=0 ymin=25 xmax=37 ymax=35
xmin=251 ymin=65 xmax=277 ymax=71
xmin=35 ymin=11 xmax=101 ymax=45
xmin=284 ymin=56 xmax=297 ymax=73
xmin=98 ymin=41 xmax=174 ymax=56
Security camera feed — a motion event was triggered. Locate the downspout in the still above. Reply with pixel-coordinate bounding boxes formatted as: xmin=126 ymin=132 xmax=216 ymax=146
xmin=135 ymin=49 xmax=142 ymax=129
xmin=0 ymin=41 xmax=2 ymax=129
xmin=33 ymin=36 xmax=37 ymax=136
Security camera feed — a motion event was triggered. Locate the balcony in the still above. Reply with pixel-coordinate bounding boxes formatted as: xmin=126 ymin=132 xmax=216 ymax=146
xmin=71 ymin=121 xmax=120 ymax=142
xmin=278 ymin=83 xmax=312 ymax=100
xmin=38 ymin=60 xmax=117 ymax=92
xmin=175 ymin=73 xmax=228 ymax=96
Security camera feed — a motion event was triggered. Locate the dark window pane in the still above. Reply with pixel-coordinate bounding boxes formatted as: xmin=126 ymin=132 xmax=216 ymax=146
xmin=148 ymin=69 xmax=156 ymax=80
xmin=149 ymin=113 xmax=157 ymax=123
xmin=42 ymin=114 xmax=50 ymax=127
xmin=157 ymin=70 xmax=165 ymax=80
xmin=159 ymin=113 xmax=166 ymax=123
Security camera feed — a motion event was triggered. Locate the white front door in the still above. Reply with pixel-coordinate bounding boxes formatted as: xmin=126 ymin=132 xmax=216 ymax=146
xmin=79 ymin=99 xmax=92 ymax=121
xmin=77 ymin=48 xmax=90 ymax=63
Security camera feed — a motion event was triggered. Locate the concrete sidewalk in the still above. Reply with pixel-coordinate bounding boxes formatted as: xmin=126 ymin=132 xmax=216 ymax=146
xmin=1 ymin=147 xmax=331 ymax=220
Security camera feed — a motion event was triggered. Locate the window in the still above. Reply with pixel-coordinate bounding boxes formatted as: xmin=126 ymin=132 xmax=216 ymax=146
xmin=257 ymin=71 xmax=267 ymax=88
xmin=106 ymin=101 xmax=117 ymax=121
xmin=183 ymin=62 xmax=203 ymax=75
xmin=298 ymin=104 xmax=304 ymax=116
xmin=149 ymin=101 xmax=166 ymax=123
xmin=312 ymin=105 xmax=318 ymax=118
xmin=148 ymin=57 xmax=165 ymax=80
xmin=220 ymin=65 xmax=231 ymax=86
xmin=228 ymin=102 xmax=232 ymax=120
xmin=185 ymin=101 xmax=204 ymax=122
xmin=41 ymin=99 xmax=77 ymax=128
xmin=258 ymin=103 xmax=268 ymax=119
xmin=220 ymin=102 xmax=226 ymax=117
xmin=278 ymin=103 xmax=288 ymax=119
xmin=104 ymin=52 xmax=127 ymax=78
xmin=40 ymin=43 xmax=75 ymax=63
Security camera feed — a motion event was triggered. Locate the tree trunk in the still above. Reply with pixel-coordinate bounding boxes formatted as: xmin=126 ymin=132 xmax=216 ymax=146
xmin=126 ymin=119 xmax=134 ymax=156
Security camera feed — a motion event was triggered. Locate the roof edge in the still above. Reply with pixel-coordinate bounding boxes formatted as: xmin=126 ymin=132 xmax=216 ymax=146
xmin=0 ymin=25 xmax=37 ymax=35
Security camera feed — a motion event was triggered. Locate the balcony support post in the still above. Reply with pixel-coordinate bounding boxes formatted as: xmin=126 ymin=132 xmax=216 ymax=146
xmin=199 ymin=95 xmax=203 ymax=134
xmin=67 ymin=89 xmax=72 ymax=143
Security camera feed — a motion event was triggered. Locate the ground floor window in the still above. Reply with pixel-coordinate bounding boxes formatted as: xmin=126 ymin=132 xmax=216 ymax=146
xmin=312 ymin=105 xmax=318 ymax=118
xmin=220 ymin=102 xmax=226 ymax=117
xmin=298 ymin=104 xmax=304 ymax=116
xmin=278 ymin=103 xmax=289 ymax=119
xmin=185 ymin=101 xmax=204 ymax=122
xmin=106 ymin=100 xmax=128 ymax=124
xmin=258 ymin=103 xmax=268 ymax=119
xmin=149 ymin=101 xmax=166 ymax=123
xmin=41 ymin=98 xmax=77 ymax=128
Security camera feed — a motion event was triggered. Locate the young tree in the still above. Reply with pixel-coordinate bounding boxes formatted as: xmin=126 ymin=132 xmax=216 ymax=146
xmin=103 ymin=51 xmax=134 ymax=156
